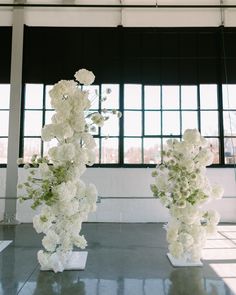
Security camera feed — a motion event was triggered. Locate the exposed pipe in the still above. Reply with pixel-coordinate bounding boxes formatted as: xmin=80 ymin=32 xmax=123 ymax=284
xmin=1 ymin=3 xmax=236 ymax=8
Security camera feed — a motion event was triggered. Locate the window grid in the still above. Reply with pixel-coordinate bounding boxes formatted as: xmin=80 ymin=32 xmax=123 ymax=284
xmin=0 ymin=84 xmax=10 ymax=164
xmin=3 ymin=82 xmax=234 ymax=167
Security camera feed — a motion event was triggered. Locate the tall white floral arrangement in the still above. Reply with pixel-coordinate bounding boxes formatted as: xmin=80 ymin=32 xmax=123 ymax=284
xmin=151 ymin=129 xmax=224 ymax=263
xmin=18 ymin=69 xmax=121 ymax=272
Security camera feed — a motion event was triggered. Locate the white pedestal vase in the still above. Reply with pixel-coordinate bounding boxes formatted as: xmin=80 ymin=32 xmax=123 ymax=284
xmin=41 ymin=251 xmax=88 ymax=271
xmin=167 ymin=253 xmax=203 ymax=267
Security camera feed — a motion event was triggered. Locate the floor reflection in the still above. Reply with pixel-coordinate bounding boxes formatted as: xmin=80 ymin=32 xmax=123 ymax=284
xmin=1 ymin=224 xmax=236 ymax=295
xmin=22 ymin=272 xmax=232 ymax=295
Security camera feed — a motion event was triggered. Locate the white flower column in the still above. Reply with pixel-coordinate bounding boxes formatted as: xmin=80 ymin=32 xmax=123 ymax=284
xmin=151 ymin=129 xmax=224 ymax=266
xmin=18 ymin=69 xmax=119 ymax=272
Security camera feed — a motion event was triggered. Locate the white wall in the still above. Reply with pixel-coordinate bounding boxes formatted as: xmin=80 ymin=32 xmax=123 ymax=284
xmin=13 ymin=167 xmax=236 ymax=223
xmin=1 ymin=0 xmax=236 ymax=27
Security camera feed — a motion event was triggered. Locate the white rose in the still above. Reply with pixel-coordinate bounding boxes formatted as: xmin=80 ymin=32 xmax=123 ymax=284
xmin=74 ymin=69 xmax=95 ymax=85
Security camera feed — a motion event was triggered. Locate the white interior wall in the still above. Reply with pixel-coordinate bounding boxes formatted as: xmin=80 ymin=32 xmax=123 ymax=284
xmin=15 ymin=168 xmax=236 ymax=223
xmin=0 ymin=2 xmax=236 ymax=223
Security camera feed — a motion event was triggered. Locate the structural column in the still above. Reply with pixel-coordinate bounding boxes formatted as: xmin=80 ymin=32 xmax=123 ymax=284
xmin=3 ymin=3 xmax=24 ymax=224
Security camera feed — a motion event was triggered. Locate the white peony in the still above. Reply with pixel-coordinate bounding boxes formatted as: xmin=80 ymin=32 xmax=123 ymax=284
xmin=183 ymin=129 xmax=201 ymax=144
xmin=39 ymin=163 xmax=52 ymax=179
xmin=86 ymin=183 xmax=98 ymax=204
xmin=178 ymin=232 xmax=194 ymax=249
xmin=55 ymin=181 xmax=77 ymax=202
xmin=73 ymin=235 xmax=87 ymax=249
xmin=37 ymin=250 xmax=50 ymax=270
xmin=33 ymin=215 xmax=51 ymax=234
xmin=74 ymin=69 xmax=95 ymax=85
xmin=41 ymin=124 xmax=55 ymax=142
xmin=48 ymin=252 xmax=65 ymax=273
xmin=42 ymin=230 xmax=60 ymax=252
xmin=169 ymin=241 xmax=184 ymax=258
xmin=211 ymin=184 xmax=224 ymax=199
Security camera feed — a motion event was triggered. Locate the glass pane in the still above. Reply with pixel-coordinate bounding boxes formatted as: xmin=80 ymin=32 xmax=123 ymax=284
xmin=222 ymin=84 xmax=236 ymax=109
xmin=162 ymin=86 xmax=179 ymax=109
xmin=124 ymin=111 xmax=142 ymax=136
xmin=23 ymin=138 xmax=41 ymax=162
xmin=0 ymin=138 xmax=8 ymax=163
xmin=0 ymin=84 xmax=10 ymax=109
xmin=45 ymin=85 xmax=54 ymax=109
xmin=144 ymin=111 xmax=161 ymax=135
xmin=25 ymin=84 xmax=43 ymax=109
xmin=182 ymin=111 xmax=198 ymax=133
xmin=181 ymin=86 xmax=197 ymax=109
xmin=101 ymin=84 xmax=119 ymax=109
xmin=200 ymin=84 xmax=218 ymax=109
xmin=143 ymin=138 xmax=161 ymax=164
xmin=201 ymin=111 xmax=218 ymax=136
xmin=144 ymin=86 xmax=160 ymax=109
xmin=45 ymin=111 xmax=56 ymax=125
xmin=207 ymin=138 xmax=219 ymax=164
xmin=43 ymin=138 xmax=58 ymax=157
xmin=223 ymin=111 xmax=236 ymax=136
xmin=124 ymin=84 xmax=142 ymax=109
xmin=83 ymin=85 xmax=99 ymax=109
xmin=101 ymin=138 xmax=118 ymax=163
xmin=101 ymin=114 xmax=119 ymax=136
xmin=162 ymin=111 xmax=180 ymax=135
xmin=225 ymin=138 xmax=236 ymax=164
xmin=0 ymin=111 xmax=9 ymax=136
xmin=94 ymin=138 xmax=100 ymax=163
xmin=124 ymin=138 xmax=142 ymax=163
xmin=24 ymin=111 xmax=42 ymax=136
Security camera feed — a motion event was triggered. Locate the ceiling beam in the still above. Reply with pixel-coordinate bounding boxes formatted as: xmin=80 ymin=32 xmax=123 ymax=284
xmin=0 ymin=3 xmax=236 ymax=9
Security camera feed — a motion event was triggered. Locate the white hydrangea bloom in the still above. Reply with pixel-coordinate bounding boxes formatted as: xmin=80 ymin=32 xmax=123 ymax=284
xmin=74 ymin=69 xmax=95 ymax=85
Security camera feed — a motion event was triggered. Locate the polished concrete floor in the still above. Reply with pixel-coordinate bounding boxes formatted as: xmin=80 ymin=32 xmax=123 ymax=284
xmin=0 ymin=223 xmax=236 ymax=295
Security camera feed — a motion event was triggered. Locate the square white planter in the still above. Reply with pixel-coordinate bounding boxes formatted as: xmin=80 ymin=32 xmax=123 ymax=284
xmin=41 ymin=251 xmax=88 ymax=271
xmin=167 ymin=253 xmax=203 ymax=267
xmin=0 ymin=240 xmax=12 ymax=253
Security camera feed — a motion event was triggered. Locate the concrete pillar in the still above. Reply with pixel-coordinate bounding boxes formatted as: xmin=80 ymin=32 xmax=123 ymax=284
xmin=3 ymin=3 xmax=24 ymax=224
